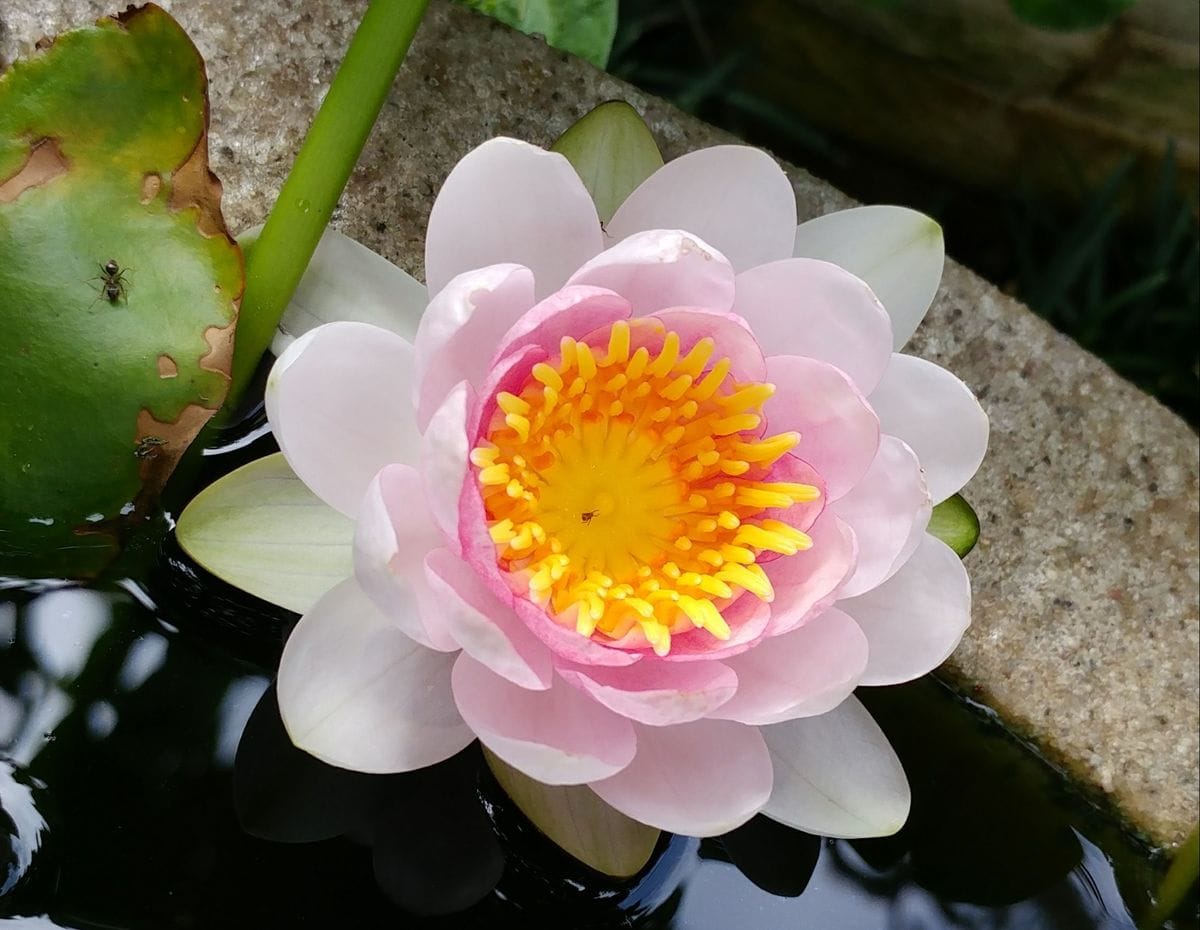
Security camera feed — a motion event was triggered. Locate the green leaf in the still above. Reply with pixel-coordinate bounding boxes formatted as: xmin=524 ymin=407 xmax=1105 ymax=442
xmin=0 ymin=5 xmax=242 ymax=577
xmin=927 ymin=494 xmax=981 ymax=558
xmin=483 ymin=748 xmax=660 ymax=877
xmin=460 ymin=0 xmax=618 ymax=69
xmin=551 ymin=101 xmax=663 ymax=224
xmin=176 ymin=453 xmax=353 ymax=614
xmin=1007 ymin=0 xmax=1134 ymax=31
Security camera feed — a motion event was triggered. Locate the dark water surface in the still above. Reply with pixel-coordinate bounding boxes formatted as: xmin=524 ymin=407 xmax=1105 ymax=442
xmin=0 ymin=427 xmax=1189 ymax=929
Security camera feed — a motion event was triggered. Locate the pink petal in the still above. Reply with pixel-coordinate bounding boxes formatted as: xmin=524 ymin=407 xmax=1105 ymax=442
xmin=566 ymin=229 xmax=736 ymax=315
xmin=419 ymin=382 xmax=474 ymax=552
xmin=764 ymin=355 xmax=880 ymax=500
xmin=649 ymin=307 xmax=767 ymax=384
xmin=425 ymin=548 xmax=554 ymax=691
xmin=590 ymin=719 xmax=774 ymax=836
xmin=714 ymin=607 xmax=867 ymax=725
xmin=734 ymin=259 xmax=893 ymax=395
xmin=831 ymin=435 xmax=931 ymax=598
xmin=452 ymin=656 xmax=635 ymax=785
xmin=425 ymin=138 xmax=603 ymax=298
xmin=491 ymin=285 xmax=631 ymax=368
xmin=839 ymin=533 xmax=971 ymax=685
xmin=763 ymin=512 xmax=857 ymax=636
xmin=277 ymin=579 xmax=472 ymax=773
xmin=758 ymin=453 xmax=827 ymax=535
xmin=510 ymin=594 xmax=644 ymax=668
xmin=266 ymin=322 xmax=419 ymax=517
xmin=607 ymin=145 xmax=797 ymax=273
xmin=466 ymin=343 xmax=547 ymax=443
xmin=663 ymin=596 xmax=772 ymax=663
xmin=413 ymin=264 xmax=535 ymax=429
xmin=354 ymin=464 xmax=457 ymax=651
xmin=558 ymin=659 xmax=738 ymax=726
xmin=868 ymin=354 xmax=988 ymax=504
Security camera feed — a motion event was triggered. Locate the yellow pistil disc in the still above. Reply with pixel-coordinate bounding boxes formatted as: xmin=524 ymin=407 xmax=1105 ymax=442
xmin=472 ymin=320 xmax=818 ymax=657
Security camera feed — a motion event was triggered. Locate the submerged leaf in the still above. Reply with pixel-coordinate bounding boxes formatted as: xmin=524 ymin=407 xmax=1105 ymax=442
xmin=0 ymin=5 xmax=243 ymax=576
xmin=176 ymin=453 xmax=353 ymax=614
xmin=483 ymin=748 xmax=660 ymax=878
xmin=927 ymin=493 xmax=981 ymax=558
xmin=551 ymin=101 xmax=663 ymax=225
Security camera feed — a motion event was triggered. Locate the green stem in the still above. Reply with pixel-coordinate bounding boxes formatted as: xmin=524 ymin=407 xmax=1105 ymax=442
xmin=1141 ymin=823 xmax=1199 ymax=930
xmin=226 ymin=0 xmax=430 ymax=405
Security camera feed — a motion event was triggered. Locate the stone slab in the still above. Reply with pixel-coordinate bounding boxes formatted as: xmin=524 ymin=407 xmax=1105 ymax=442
xmin=4 ymin=0 xmax=1197 ymax=848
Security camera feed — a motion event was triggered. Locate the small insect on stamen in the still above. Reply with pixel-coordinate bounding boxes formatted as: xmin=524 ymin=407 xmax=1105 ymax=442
xmin=581 ymin=510 xmax=598 ymax=524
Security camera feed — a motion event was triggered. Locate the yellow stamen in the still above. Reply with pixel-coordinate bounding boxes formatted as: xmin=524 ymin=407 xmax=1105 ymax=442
xmin=471 ymin=321 xmax=820 ymax=656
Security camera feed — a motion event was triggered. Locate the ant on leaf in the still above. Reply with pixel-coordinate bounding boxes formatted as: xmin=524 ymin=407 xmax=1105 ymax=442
xmin=89 ymin=259 xmax=131 ymax=307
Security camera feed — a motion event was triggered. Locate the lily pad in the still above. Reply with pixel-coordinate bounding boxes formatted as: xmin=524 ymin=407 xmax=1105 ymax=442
xmin=0 ymin=5 xmax=242 ymax=577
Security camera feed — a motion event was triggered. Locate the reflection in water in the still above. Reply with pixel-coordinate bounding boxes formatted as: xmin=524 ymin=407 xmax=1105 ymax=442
xmin=23 ymin=589 xmax=110 ymax=683
xmin=0 ymin=572 xmax=1183 ymax=928
xmin=115 ymin=635 xmax=168 ymax=693
xmin=214 ymin=677 xmax=269 ymax=768
xmin=0 ymin=760 xmax=49 ymax=898
xmin=676 ymin=836 xmax=1138 ymax=930
xmin=83 ymin=701 xmax=117 ymax=741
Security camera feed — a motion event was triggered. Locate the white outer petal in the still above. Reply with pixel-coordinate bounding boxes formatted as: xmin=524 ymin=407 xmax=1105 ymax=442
xmin=261 ymin=226 xmax=428 ymax=355
xmin=277 ymin=579 xmax=471 ymax=774
xmin=761 ymin=696 xmax=910 ymax=838
xmin=424 ymin=137 xmax=603 ymax=298
xmin=793 ymin=205 xmax=944 ymax=350
xmin=869 ymin=353 xmax=989 ymax=504
xmin=266 ymin=322 xmax=421 ymax=518
xmin=607 ymin=145 xmax=797 ymax=272
xmin=839 ymin=533 xmax=972 ymax=686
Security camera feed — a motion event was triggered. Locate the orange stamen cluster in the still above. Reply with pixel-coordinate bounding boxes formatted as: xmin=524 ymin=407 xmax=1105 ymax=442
xmin=470 ymin=319 xmax=818 ymax=656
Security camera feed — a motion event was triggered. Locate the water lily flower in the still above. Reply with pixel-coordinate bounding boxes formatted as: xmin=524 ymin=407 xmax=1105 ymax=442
xmin=186 ymin=139 xmax=987 ymax=840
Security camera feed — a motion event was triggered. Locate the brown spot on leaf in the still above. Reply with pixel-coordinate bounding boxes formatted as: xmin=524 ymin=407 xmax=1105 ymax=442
xmin=157 ymin=354 xmax=178 ymax=378
xmin=170 ymin=129 xmax=229 ymax=238
xmin=199 ymin=320 xmax=236 ymax=380
xmin=133 ymin=404 xmax=217 ymax=499
xmin=0 ymin=138 xmax=68 ymax=203
xmin=141 ymin=172 xmax=162 ymax=204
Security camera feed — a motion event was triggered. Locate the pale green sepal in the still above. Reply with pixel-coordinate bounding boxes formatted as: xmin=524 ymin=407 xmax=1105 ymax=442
xmin=239 ymin=225 xmax=427 ymax=356
xmin=551 ymin=101 xmax=664 ymax=225
xmin=176 ymin=453 xmax=353 ymax=614
xmin=484 ymin=748 xmax=660 ymax=877
xmin=927 ymin=493 xmax=981 ymax=558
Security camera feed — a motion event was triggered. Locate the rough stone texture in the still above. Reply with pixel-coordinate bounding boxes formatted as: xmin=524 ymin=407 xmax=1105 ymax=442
xmin=4 ymin=0 xmax=1197 ymax=847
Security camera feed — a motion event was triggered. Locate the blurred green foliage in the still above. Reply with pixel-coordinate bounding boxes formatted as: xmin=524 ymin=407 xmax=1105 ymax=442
xmin=611 ymin=0 xmax=1199 ymax=425
xmin=1007 ymin=0 xmax=1136 ymax=31
xmin=1006 ymin=151 xmax=1199 ymax=422
xmin=799 ymin=0 xmax=1137 ymax=30
xmin=459 ymin=0 xmax=617 ymax=67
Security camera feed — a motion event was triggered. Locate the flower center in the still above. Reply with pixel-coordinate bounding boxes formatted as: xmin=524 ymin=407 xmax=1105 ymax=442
xmin=471 ymin=320 xmax=818 ymax=656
